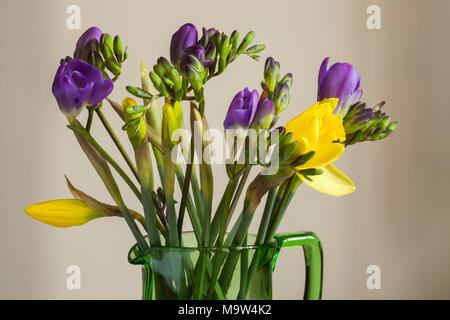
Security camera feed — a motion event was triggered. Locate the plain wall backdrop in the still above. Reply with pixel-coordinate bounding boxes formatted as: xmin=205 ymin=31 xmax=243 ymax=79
xmin=1 ymin=0 xmax=449 ymax=299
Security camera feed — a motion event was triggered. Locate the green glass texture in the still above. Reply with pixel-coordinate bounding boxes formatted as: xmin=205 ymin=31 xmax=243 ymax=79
xmin=128 ymin=231 xmax=323 ymax=300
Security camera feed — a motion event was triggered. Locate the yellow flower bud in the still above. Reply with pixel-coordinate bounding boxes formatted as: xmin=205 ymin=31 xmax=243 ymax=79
xmin=122 ymin=97 xmax=147 ymax=147
xmin=24 ymin=199 xmax=102 ymax=228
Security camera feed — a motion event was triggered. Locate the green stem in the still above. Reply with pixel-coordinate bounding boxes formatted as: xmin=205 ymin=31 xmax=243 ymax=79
xmin=238 ymin=235 xmax=248 ymax=299
xmin=175 ymin=167 xmax=202 ymax=244
xmin=238 ymin=187 xmax=278 ymax=299
xmin=71 ymin=123 xmax=148 ymax=252
xmin=190 ymin=166 xmax=204 ymax=222
xmin=210 ymin=179 xmax=238 ymax=245
xmin=70 ymin=123 xmax=143 ymax=202
xmin=86 ymin=108 xmax=94 ymax=132
xmin=227 ymin=167 xmax=251 ymax=226
xmin=95 ymin=108 xmax=140 ymax=182
xmin=218 ymin=202 xmax=254 ymax=295
xmin=265 ymin=176 xmax=302 ymax=242
xmin=117 ymin=204 xmax=149 ymax=252
xmin=206 ymin=179 xmax=235 ymax=299
xmin=142 ymin=186 xmax=161 ymax=246
xmin=177 ymin=136 xmax=194 ymax=241
xmin=255 ymin=187 xmax=278 ymax=244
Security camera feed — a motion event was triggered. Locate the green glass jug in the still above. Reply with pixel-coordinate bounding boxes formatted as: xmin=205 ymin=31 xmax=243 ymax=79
xmin=128 ymin=231 xmax=323 ymax=300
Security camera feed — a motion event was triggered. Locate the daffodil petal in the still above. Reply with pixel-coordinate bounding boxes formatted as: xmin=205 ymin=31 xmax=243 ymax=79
xmin=24 ymin=199 xmax=102 ymax=228
xmin=298 ymin=164 xmax=355 ymax=196
xmin=297 ymin=142 xmax=344 ymax=170
xmin=285 ymin=113 xmax=319 ymax=154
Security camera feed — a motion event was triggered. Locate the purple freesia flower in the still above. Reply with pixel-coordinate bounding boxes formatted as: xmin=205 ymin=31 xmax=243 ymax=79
xmin=73 ymin=27 xmax=102 ymax=59
xmin=224 ymin=88 xmax=259 ymax=130
xmin=52 ymin=59 xmax=113 ymax=120
xmin=170 ymin=23 xmax=198 ymax=70
xmin=317 ymin=57 xmax=362 ymax=114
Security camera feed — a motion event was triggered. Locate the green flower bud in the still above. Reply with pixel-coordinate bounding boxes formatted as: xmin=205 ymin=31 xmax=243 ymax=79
xmin=182 ymin=55 xmax=205 ymax=91
xmin=229 ymin=30 xmax=240 ymax=57
xmin=149 ymin=71 xmax=168 ymax=96
xmin=236 ymin=31 xmax=255 ymax=56
xmin=378 ymin=114 xmax=391 ymax=130
xmin=346 ymin=130 xmax=365 ymax=145
xmin=245 ymin=44 xmax=265 ymax=54
xmin=274 ymin=83 xmax=290 ymax=115
xmin=113 ymin=35 xmax=124 ymax=62
xmin=186 ymin=66 xmax=203 ymax=91
xmin=387 ymin=121 xmax=398 ymax=131
xmin=158 ymin=57 xmax=174 ymax=73
xmin=153 ymin=63 xmax=166 ymax=78
xmin=162 ymin=77 xmax=175 ymax=88
xmin=162 ymin=102 xmax=182 ymax=149
xmin=89 ymin=52 xmax=104 ymax=71
xmin=126 ymin=86 xmax=153 ymax=100
xmin=344 ymin=109 xmax=374 ymax=134
xmin=219 ymin=35 xmax=231 ymax=58
xmin=122 ymin=98 xmax=147 ymax=147
xmin=167 ymin=69 xmax=182 ymax=91
xmin=264 ymin=57 xmax=280 ymax=92
xmin=290 ymin=151 xmax=315 ymax=167
xmin=100 ymin=41 xmax=114 ymax=60
xmin=105 ymin=59 xmax=121 ymax=75
xmin=279 ymin=73 xmax=293 ymax=89
xmin=100 ymin=33 xmax=114 ymax=51
xmin=205 ymin=42 xmax=216 ymax=61
xmin=343 ymin=102 xmax=366 ymax=122
xmin=298 ymin=168 xmax=324 ymax=177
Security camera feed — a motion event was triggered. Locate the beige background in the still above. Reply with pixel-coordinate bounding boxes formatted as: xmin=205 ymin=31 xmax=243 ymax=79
xmin=1 ymin=0 xmax=449 ymax=299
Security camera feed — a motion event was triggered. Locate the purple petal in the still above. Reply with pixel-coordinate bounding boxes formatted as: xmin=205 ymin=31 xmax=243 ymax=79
xmin=70 ymin=70 xmax=88 ymax=88
xmin=247 ymin=89 xmax=259 ymax=125
xmin=87 ymin=78 xmax=113 ymax=105
xmin=229 ymin=91 xmax=245 ymax=111
xmin=224 ymin=109 xmax=252 ymax=129
xmin=170 ymin=23 xmax=198 ymax=68
xmin=317 ymin=57 xmax=330 ymax=93
xmin=318 ymin=63 xmax=360 ymax=107
xmin=74 ymin=27 xmax=102 ymax=59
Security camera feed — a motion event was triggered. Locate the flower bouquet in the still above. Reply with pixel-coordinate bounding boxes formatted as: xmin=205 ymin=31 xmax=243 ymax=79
xmin=25 ymin=23 xmax=397 ymax=300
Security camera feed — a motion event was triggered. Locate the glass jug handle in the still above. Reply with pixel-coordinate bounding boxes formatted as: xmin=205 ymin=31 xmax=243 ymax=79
xmin=274 ymin=232 xmax=323 ymax=300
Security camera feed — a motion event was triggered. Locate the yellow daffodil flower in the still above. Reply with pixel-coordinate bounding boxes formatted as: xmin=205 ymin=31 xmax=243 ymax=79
xmin=24 ymin=177 xmax=147 ymax=228
xmin=285 ymin=98 xmax=355 ymax=196
xmin=24 ymin=199 xmax=103 ymax=228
